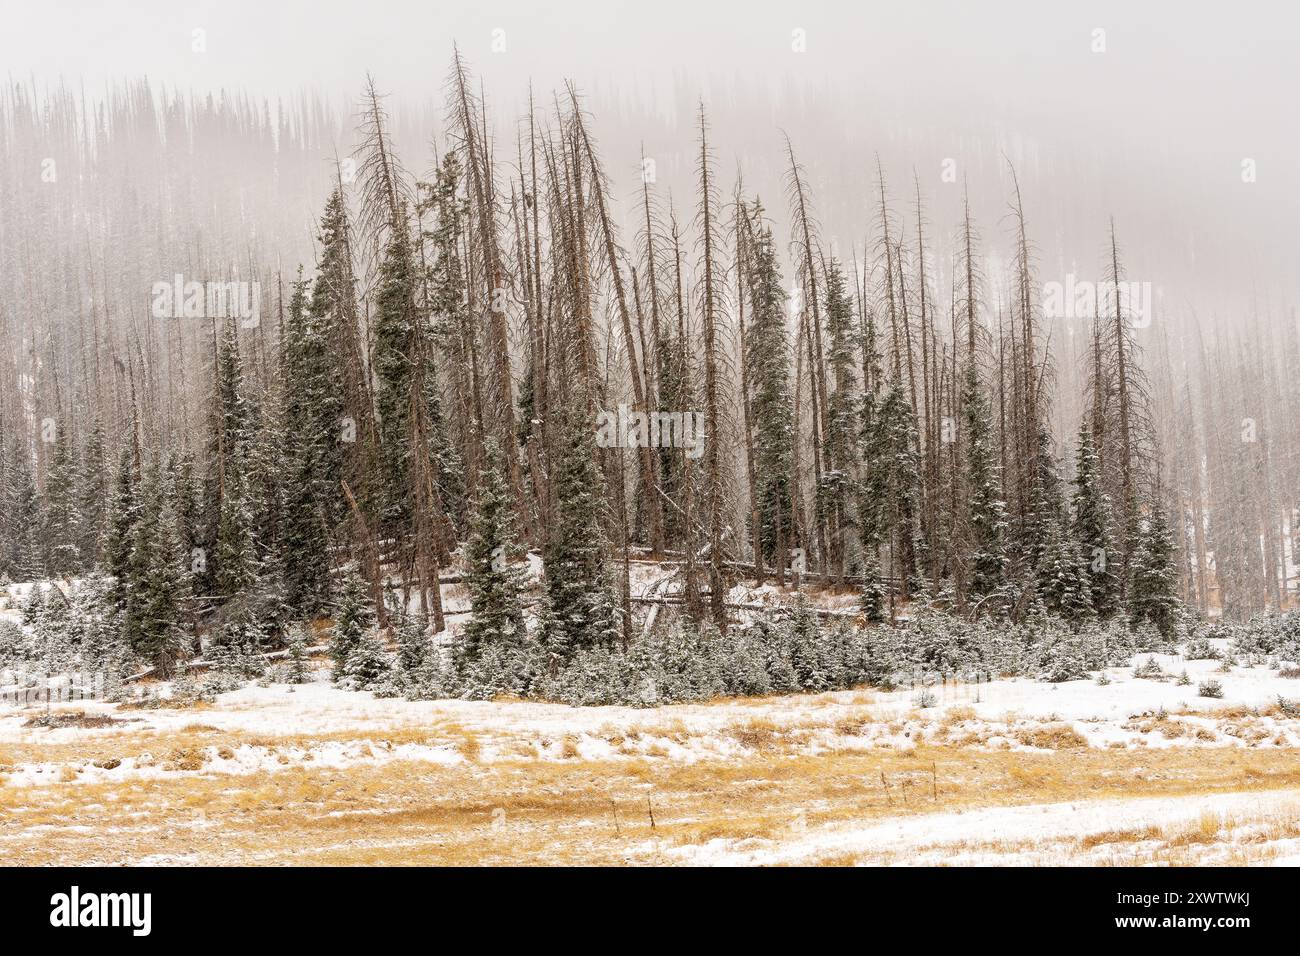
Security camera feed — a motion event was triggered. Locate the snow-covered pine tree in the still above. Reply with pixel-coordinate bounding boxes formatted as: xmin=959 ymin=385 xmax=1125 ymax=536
xmin=4 ymin=440 xmax=43 ymax=581
xmin=394 ymin=611 xmax=432 ymax=675
xmin=71 ymin=571 xmax=119 ymax=668
xmin=417 ymin=151 xmax=472 ymax=535
xmin=462 ymin=439 xmax=528 ymax=662
xmin=76 ymin=419 xmax=108 ymax=567
xmin=1129 ymin=500 xmax=1179 ymax=638
xmin=307 ymin=188 xmax=369 ymax=527
xmin=329 ymin=567 xmax=374 ymax=676
xmin=740 ymin=204 xmax=794 ymax=575
xmin=1026 ymin=426 xmax=1068 ymax=591
xmin=863 ymin=378 xmax=922 ymax=602
xmin=341 ymin=627 xmax=392 ymax=689
xmin=248 ymin=367 xmax=288 ymax=593
xmin=0 ymin=444 xmax=11 ymax=580
xmin=1035 ymin=519 xmax=1094 ymax=625
xmin=371 ymin=206 xmax=420 ymax=533
xmin=859 ymin=553 xmax=887 ymax=623
xmin=215 ymin=468 xmax=258 ymax=601
xmin=167 ymin=452 xmax=202 ymax=606
xmin=819 ymin=259 xmax=859 ymax=584
xmin=540 ymin=408 xmax=620 ymax=663
xmin=208 ymin=319 xmax=259 ymax=604
xmin=42 ymin=421 xmax=82 ymax=576
xmin=961 ymin=361 xmax=1008 ymax=609
xmin=284 ymin=624 xmax=312 ymax=684
xmin=125 ymin=459 xmax=190 ymax=673
xmin=279 ymin=277 xmax=336 ymax=617
xmin=1070 ymin=423 xmax=1118 ymax=617
xmin=104 ymin=439 xmax=138 ymax=612
xmin=857 ymin=297 xmax=887 ymax=610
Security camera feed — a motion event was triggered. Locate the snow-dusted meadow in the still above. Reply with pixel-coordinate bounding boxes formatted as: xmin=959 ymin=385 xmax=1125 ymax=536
xmin=3 ymin=625 xmax=1300 ymax=865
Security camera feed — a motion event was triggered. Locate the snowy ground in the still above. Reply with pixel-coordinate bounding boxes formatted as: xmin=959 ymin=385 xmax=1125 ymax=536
xmin=655 ymin=788 xmax=1300 ymax=866
xmin=5 ymin=573 xmax=1299 ymax=865
xmin=2 ymin=647 xmax=1299 ymax=865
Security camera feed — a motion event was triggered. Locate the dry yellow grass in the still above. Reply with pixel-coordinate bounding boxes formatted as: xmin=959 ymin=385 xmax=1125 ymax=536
xmin=2 ymin=723 xmax=1299 ymax=865
xmin=4 ymin=691 xmax=1300 ymax=866
xmin=1016 ymin=724 xmax=1089 ymax=750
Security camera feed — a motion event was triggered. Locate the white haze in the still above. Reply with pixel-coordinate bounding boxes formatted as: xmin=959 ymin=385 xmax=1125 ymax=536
xmin=4 ymin=0 xmax=1297 ymax=320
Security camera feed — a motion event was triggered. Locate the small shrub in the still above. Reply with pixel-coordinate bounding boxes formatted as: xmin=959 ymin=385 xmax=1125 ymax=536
xmin=1198 ymin=679 xmax=1224 ymax=699
xmin=339 ymin=628 xmax=393 ymax=690
xmin=912 ymin=688 xmax=937 ymax=708
xmin=1134 ymin=657 xmax=1166 ymax=680
xmin=1017 ymin=724 xmax=1088 ymax=750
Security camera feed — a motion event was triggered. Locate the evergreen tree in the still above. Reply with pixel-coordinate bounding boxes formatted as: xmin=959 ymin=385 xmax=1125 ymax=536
xmin=1035 ymin=520 xmax=1094 ymax=624
xmin=418 ymin=152 xmax=470 ymax=533
xmin=167 ymin=451 xmax=202 ymax=600
xmin=1026 ymin=425 xmax=1068 ymax=587
xmin=305 ymin=195 xmax=357 ymax=528
xmin=43 ymin=421 xmax=82 ymax=576
xmin=857 ymin=307 xmax=886 ymax=605
xmin=248 ymin=381 xmax=287 ymax=574
xmin=104 ymin=440 xmax=138 ymax=611
xmin=125 ymin=460 xmax=190 ymax=672
xmin=741 ymin=209 xmax=794 ymax=568
xmin=284 ymin=624 xmax=312 ymax=684
xmin=395 ymin=612 xmax=432 ymax=676
xmin=329 ymin=567 xmax=374 ymax=676
xmin=215 ymin=469 xmax=258 ymax=600
xmin=280 ymin=275 xmax=338 ymax=615
xmin=370 ymin=210 xmax=419 ymax=530
xmin=540 ymin=409 xmax=621 ymax=662
xmin=818 ymin=259 xmax=858 ymax=579
xmin=71 ymin=571 xmax=119 ymax=667
xmin=341 ymin=628 xmax=392 ymax=689
xmin=210 ymin=319 xmax=253 ymax=482
xmin=860 ymin=554 xmax=886 ymax=623
xmin=1129 ymin=501 xmax=1179 ymax=637
xmin=207 ymin=319 xmax=259 ymax=604
xmin=862 ymin=379 xmax=922 ymax=597
xmin=77 ymin=419 xmax=108 ymax=567
xmin=1070 ymin=424 xmax=1119 ymax=617
xmin=961 ymin=363 xmax=1008 ymax=607
xmin=462 ymin=439 xmax=528 ymax=662
xmin=822 ymin=260 xmax=858 ymax=473
xmin=3 ymin=441 xmax=43 ymax=581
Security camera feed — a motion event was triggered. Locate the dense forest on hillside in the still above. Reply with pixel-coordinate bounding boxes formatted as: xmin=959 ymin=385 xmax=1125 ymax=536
xmin=1 ymin=52 xmax=1296 ymax=701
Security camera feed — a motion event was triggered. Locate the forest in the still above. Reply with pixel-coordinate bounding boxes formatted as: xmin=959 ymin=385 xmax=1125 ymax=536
xmin=1 ymin=51 xmax=1296 ymax=706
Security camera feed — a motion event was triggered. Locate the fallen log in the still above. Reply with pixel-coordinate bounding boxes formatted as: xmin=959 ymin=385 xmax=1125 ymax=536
xmin=123 ymin=644 xmax=331 ymax=684
xmin=628 ymin=595 xmax=861 ymax=620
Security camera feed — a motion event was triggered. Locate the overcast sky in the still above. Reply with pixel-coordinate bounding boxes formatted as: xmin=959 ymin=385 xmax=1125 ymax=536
xmin=5 ymin=0 xmax=1297 ymax=315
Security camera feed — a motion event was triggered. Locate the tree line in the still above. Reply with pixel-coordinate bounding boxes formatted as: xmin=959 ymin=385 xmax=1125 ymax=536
xmin=4 ymin=52 xmax=1276 ymax=676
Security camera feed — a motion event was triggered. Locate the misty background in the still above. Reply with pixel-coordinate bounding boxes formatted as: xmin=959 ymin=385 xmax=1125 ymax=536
xmin=3 ymin=0 xmax=1297 ymax=317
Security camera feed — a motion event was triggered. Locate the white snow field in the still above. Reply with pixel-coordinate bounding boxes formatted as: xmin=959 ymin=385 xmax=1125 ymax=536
xmin=2 ymin=647 xmax=1299 ymax=865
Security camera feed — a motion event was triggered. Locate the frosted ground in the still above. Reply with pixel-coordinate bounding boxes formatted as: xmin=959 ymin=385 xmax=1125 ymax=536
xmin=3 ymin=637 xmax=1299 ymax=865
